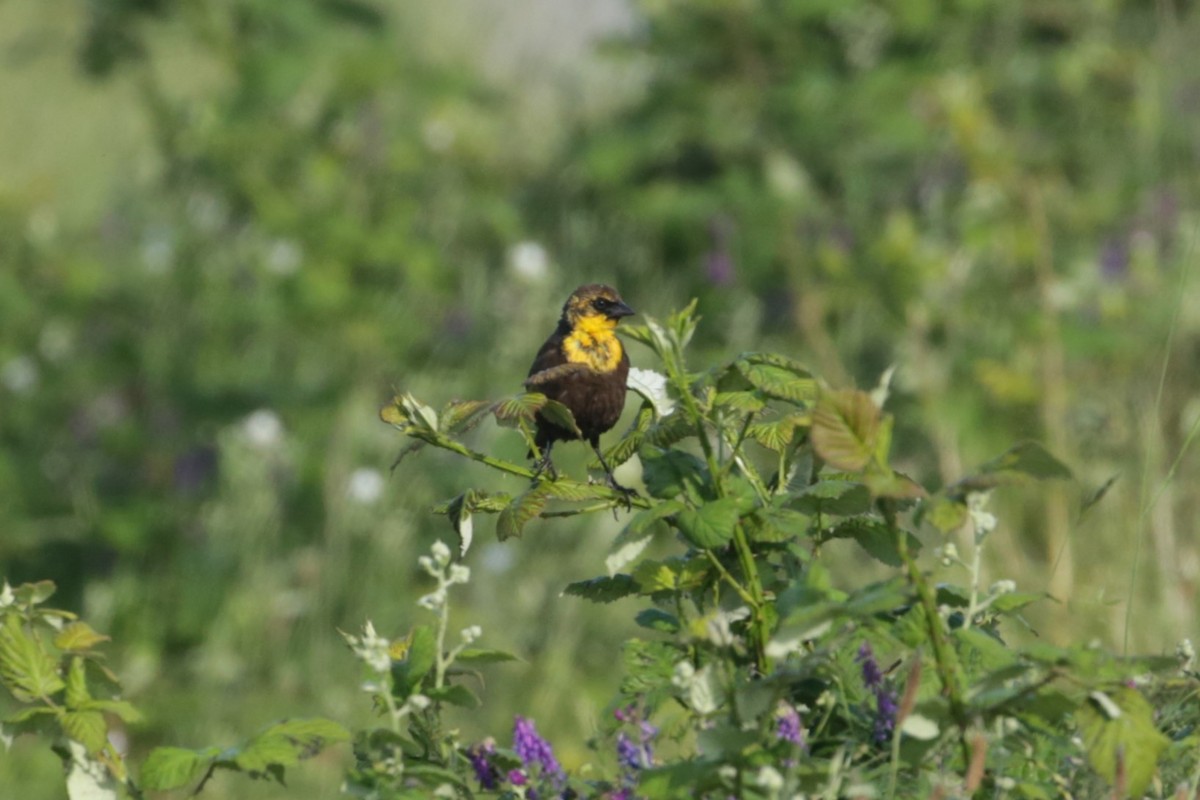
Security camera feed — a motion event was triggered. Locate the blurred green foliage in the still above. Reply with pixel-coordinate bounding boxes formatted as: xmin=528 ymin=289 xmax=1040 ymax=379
xmin=3 ymin=0 xmax=1200 ymax=795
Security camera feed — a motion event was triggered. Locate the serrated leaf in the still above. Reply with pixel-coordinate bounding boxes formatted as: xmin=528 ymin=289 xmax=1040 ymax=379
xmin=61 ymin=710 xmax=107 ymax=754
xmin=735 ymin=355 xmax=817 ymax=405
xmin=491 ymin=393 xmax=547 ymax=426
xmin=1076 ymin=687 xmax=1169 ymax=796
xmin=635 ymin=609 xmax=680 ymax=633
xmin=713 ymin=390 xmax=767 ymax=414
xmin=812 ymin=389 xmax=882 ymax=472
xmin=747 ymin=506 xmax=809 ymax=543
xmin=54 ymin=623 xmax=110 ymax=653
xmin=539 ymin=480 xmax=613 ymax=503
xmin=747 ymin=413 xmax=810 ymax=452
xmin=628 ymin=368 xmax=676 ymax=417
xmin=788 ymin=480 xmax=872 ymax=516
xmin=640 ymin=447 xmax=707 ymax=501
xmin=425 ymin=684 xmax=480 ymax=709
xmin=538 ymin=399 xmax=582 ymax=437
xmin=495 ymin=485 xmax=551 ymax=541
xmin=676 ymin=498 xmax=741 ymax=549
xmin=632 ymin=560 xmax=681 ymax=593
xmin=440 ymin=399 xmax=491 ymax=434
xmin=599 ymin=402 xmax=655 ymax=469
xmin=233 ymin=718 xmax=351 ymax=776
xmin=646 ymin=412 xmax=695 ymax=449
xmin=454 ymin=649 xmax=520 ymax=665
xmin=0 ymin=614 xmax=64 ymax=703
xmin=141 ymin=746 xmax=221 ymax=791
xmin=562 ymin=574 xmax=638 ymax=603
xmin=826 ymin=518 xmax=921 ymax=566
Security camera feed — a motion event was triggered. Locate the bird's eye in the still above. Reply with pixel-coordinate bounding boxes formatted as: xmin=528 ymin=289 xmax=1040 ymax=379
xmin=592 ymin=298 xmax=612 ymax=311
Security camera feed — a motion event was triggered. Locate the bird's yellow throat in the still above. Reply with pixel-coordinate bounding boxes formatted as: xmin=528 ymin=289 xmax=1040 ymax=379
xmin=563 ymin=314 xmax=624 ymax=373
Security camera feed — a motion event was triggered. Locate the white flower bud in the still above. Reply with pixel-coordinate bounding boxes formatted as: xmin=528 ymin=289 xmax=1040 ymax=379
xmin=431 ymin=540 xmax=452 ymax=565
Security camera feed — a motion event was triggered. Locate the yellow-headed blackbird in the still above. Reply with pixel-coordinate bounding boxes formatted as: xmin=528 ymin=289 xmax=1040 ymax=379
xmin=524 ymin=284 xmax=635 ymax=493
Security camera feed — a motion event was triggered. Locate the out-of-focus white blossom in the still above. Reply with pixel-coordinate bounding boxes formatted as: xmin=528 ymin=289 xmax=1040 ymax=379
xmin=347 ymin=468 xmax=385 ymax=504
xmin=242 ymin=409 xmax=284 ymax=447
xmin=508 ymin=241 xmax=549 ymax=282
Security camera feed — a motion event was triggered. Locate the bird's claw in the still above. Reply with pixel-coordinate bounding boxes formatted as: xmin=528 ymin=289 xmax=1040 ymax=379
xmin=531 ymin=454 xmax=558 ymax=483
xmin=605 ymin=475 xmax=640 ymax=512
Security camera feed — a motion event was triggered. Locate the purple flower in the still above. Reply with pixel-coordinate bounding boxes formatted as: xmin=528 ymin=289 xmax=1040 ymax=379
xmin=856 ymin=643 xmax=897 ymax=744
xmin=513 ymin=716 xmax=565 ymax=784
xmin=776 ymin=703 xmax=805 ymax=748
xmin=466 ymin=740 xmax=498 ymax=790
xmin=857 ymin=643 xmax=883 ymax=688
xmin=509 ymin=769 xmax=528 ymax=786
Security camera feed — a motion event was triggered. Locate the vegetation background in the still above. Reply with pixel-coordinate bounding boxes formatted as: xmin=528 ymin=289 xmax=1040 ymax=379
xmin=2 ymin=0 xmax=1198 ymax=796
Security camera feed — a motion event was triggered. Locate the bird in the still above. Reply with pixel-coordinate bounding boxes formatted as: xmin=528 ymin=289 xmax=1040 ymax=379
xmin=524 ymin=284 xmax=637 ymax=497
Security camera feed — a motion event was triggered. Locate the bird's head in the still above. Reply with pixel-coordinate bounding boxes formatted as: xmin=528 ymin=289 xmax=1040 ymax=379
xmin=561 ymin=284 xmax=635 ymax=331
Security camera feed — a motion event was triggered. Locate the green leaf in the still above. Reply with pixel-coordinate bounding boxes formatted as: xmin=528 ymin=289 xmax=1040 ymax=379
xmin=639 ymin=760 xmax=722 ymax=799
xmin=980 ymin=441 xmax=1072 ymax=481
xmin=233 ymin=718 xmax=351 ymax=777
xmin=393 ymin=626 xmax=436 ymax=699
xmin=1080 ymin=473 xmax=1119 ymax=517
xmin=0 ymin=614 xmax=64 ymax=703
xmin=811 ymin=389 xmax=882 ymax=472
xmin=14 ymin=581 xmax=56 ymax=607
xmin=425 ymin=683 xmax=480 ymax=709
xmin=404 ymin=763 xmax=471 ymax=789
xmin=440 ymin=399 xmax=491 ymax=434
xmin=635 ymin=609 xmax=680 ymax=633
xmin=734 ymin=355 xmax=817 ymax=405
xmin=1075 ymin=687 xmax=1169 ymax=796
xmin=923 ymin=496 xmax=969 ymax=533
xmin=747 ymin=506 xmax=809 ymax=543
xmin=61 ymin=710 xmax=107 ymax=754
xmin=54 ymin=623 xmax=110 ymax=654
xmin=788 ymin=480 xmax=872 ymax=516
xmin=454 ymin=648 xmax=520 ymax=665
xmin=675 ymin=498 xmax=741 ymax=549
xmin=713 ymin=390 xmax=766 ymax=414
xmin=538 ymin=399 xmax=582 ymax=437
xmin=81 ymin=699 xmax=142 ymax=723
xmin=495 ymin=485 xmax=551 ymax=541
xmin=65 ymin=657 xmax=90 ymax=708
xmin=747 ymin=413 xmax=810 ymax=452
xmin=562 ymin=575 xmax=638 ymax=603
xmin=640 ymin=446 xmax=708 ymax=501
xmin=827 ymin=517 xmax=921 ymax=566
xmin=491 ymin=392 xmax=547 ymax=426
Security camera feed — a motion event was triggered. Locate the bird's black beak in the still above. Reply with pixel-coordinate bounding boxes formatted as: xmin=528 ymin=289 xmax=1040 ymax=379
xmin=609 ymin=301 xmax=635 ymax=319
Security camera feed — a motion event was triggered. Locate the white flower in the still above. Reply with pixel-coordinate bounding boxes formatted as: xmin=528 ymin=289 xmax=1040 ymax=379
xmin=418 ymin=589 xmax=447 ymax=611
xmin=242 ymin=409 xmax=284 ymax=447
xmin=508 ymin=241 xmax=549 ymax=282
xmin=431 ymin=541 xmax=452 ymax=566
xmin=407 ymin=694 xmax=431 ymax=711
xmin=966 ymin=491 xmax=997 ymax=540
xmin=447 ymin=564 xmax=471 ymax=585
xmin=347 ymin=468 xmax=385 ymax=504
xmin=417 ymin=556 xmax=437 ymax=576
xmin=989 ymin=579 xmax=1017 ymax=595
xmin=0 ymin=582 xmax=13 ymax=609
xmin=343 ymin=621 xmax=392 ymax=673
xmin=755 ymin=765 xmax=784 ymax=792
xmin=460 ymin=625 xmax=482 ymax=644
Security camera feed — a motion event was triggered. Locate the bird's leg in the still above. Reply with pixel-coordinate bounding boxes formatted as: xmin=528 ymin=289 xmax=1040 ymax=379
xmin=531 ymin=440 xmax=558 ymax=482
xmin=591 ymin=440 xmax=638 ymax=510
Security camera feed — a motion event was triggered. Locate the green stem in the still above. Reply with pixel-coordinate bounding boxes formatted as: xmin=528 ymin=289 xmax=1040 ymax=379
xmin=884 ymin=502 xmax=971 ymax=766
xmin=704 ymin=550 xmax=757 ymax=607
xmin=430 ymin=436 xmax=537 ymax=479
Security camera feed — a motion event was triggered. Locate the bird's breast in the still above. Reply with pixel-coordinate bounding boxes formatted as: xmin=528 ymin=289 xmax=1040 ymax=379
xmin=563 ymin=330 xmax=623 ymax=373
